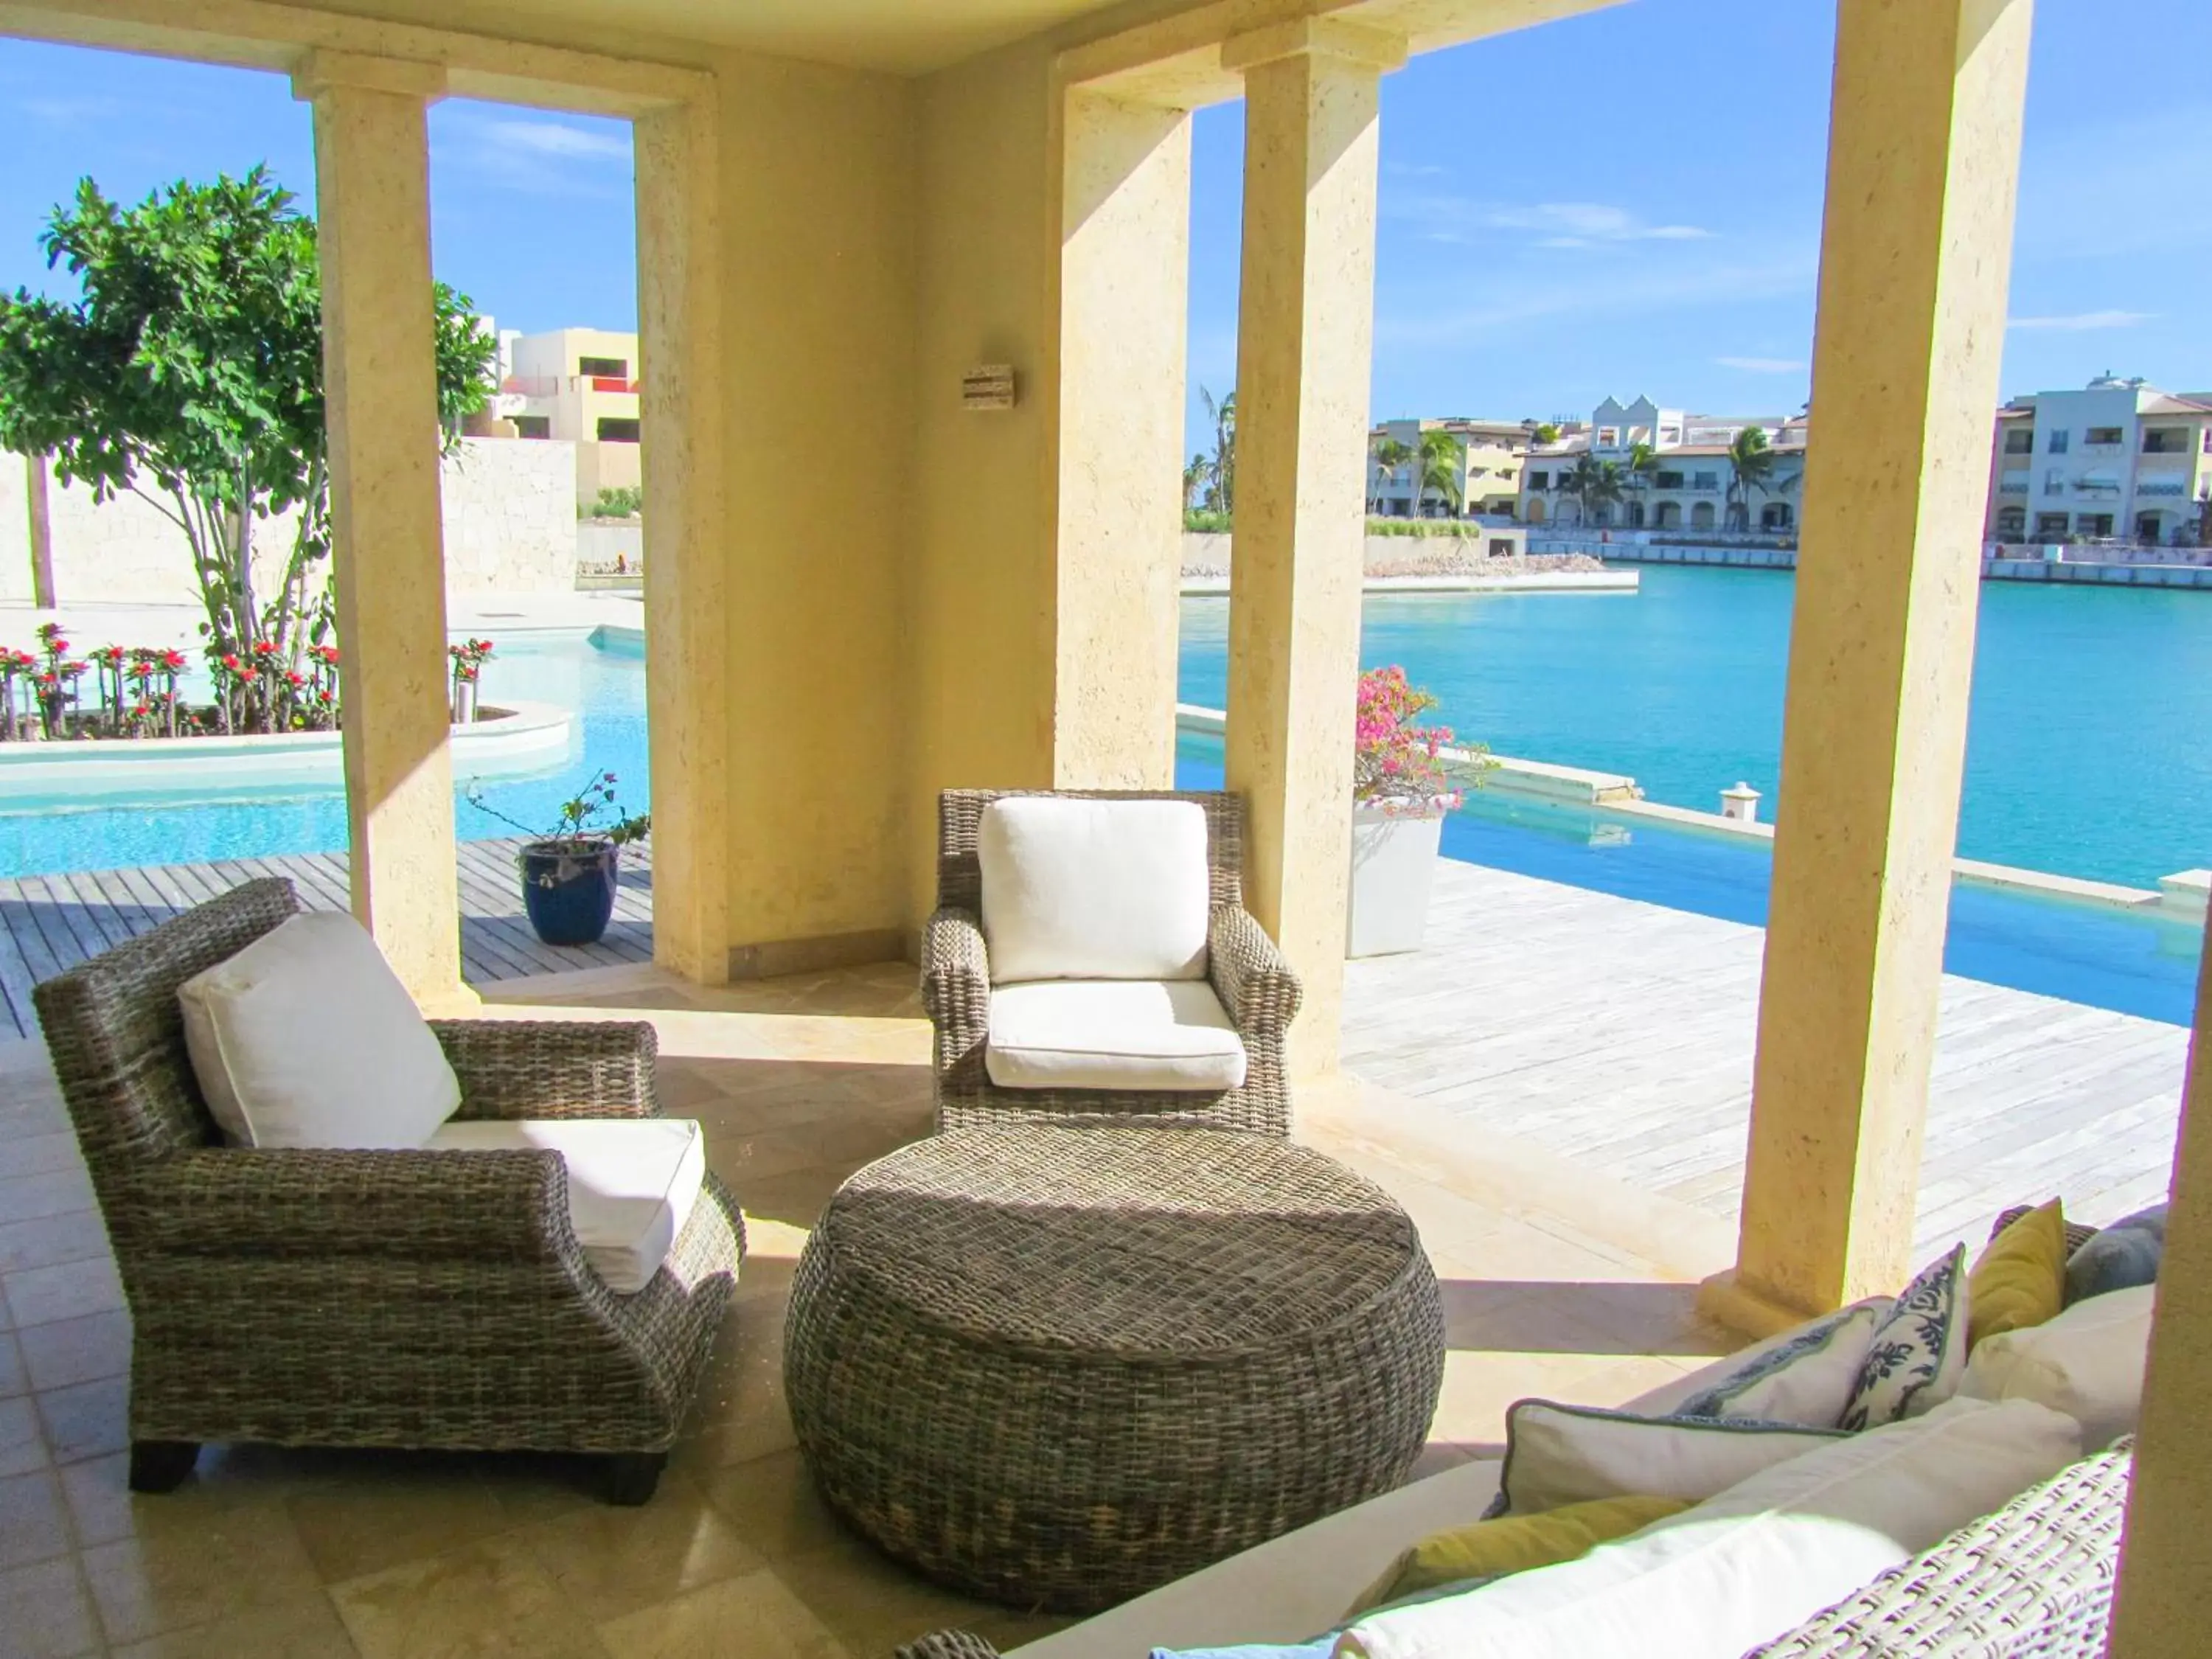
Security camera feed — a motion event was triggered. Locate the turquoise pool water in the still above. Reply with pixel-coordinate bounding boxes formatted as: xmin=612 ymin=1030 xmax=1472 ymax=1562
xmin=4 ymin=574 xmax=2205 ymax=1024
xmin=0 ymin=630 xmax=651 ymax=874
xmin=1180 ymin=567 xmax=2212 ymax=891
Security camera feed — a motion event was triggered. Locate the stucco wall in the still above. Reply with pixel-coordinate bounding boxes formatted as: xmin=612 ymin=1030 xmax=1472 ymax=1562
xmin=711 ymin=49 xmax=917 ymax=952
xmin=0 ymin=437 xmax=578 ymax=607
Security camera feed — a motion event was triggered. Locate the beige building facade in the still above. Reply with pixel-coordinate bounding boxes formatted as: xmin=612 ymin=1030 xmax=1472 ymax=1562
xmin=1366 ymin=415 xmax=1531 ymax=517
xmin=1983 ymin=376 xmax=2212 ymax=546
xmin=495 ymin=325 xmax=644 ymax=509
xmin=1517 ymin=394 xmax=1809 ymax=533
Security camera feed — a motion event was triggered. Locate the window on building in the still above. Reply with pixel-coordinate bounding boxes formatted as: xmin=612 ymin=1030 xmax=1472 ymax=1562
xmin=2043 ymin=469 xmax=2065 ymax=495
xmin=578 ymin=355 xmax=630 ymax=378
xmin=512 ymin=415 xmax=550 ymax=439
xmin=2034 ymin=512 xmax=2068 ymax=538
xmin=1596 ymin=428 xmax=1618 ymax=446
xmin=1692 ymin=471 xmax=1719 ymax=491
xmin=1995 ymin=507 xmax=2025 ymax=538
xmin=2142 ymin=428 xmax=2188 ymax=454
xmin=1655 ymin=470 xmax=1685 ymax=490
xmin=2003 ymin=428 xmax=2033 ymax=454
xmin=2047 ymin=430 xmax=2069 ymax=453
xmin=2077 ymin=513 xmax=2114 ymax=538
xmin=2084 ymin=426 xmax=2124 ymax=446
xmin=597 ymin=417 xmax=642 ymax=443
xmin=1528 ymin=470 xmax=1549 ymax=489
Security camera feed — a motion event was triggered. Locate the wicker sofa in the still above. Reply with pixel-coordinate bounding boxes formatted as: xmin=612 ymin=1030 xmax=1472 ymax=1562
xmin=31 ymin=877 xmax=745 ymax=1505
xmin=922 ymin=788 xmax=1302 ymax=1136
xmin=891 ymin=1312 xmax=2132 ymax=1659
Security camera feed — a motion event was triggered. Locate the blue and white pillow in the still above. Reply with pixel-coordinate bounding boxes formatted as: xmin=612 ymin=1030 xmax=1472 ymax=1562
xmin=1675 ymin=1298 xmax=1893 ymax=1427
xmin=1842 ymin=1245 xmax=1969 ymax=1430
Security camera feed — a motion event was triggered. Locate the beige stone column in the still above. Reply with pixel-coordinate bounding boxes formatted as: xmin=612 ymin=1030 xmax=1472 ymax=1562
xmin=2110 ymin=930 xmax=2212 ymax=1653
xmin=1703 ymin=0 xmax=2033 ymax=1332
xmin=1051 ymin=88 xmax=1191 ymax=788
xmin=1222 ymin=18 xmax=1402 ymax=1079
xmin=635 ymin=95 xmax=731 ymax=985
xmin=293 ymin=52 xmax=463 ymax=1004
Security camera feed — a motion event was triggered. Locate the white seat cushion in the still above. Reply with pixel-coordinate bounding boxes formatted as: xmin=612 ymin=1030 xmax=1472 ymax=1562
xmin=985 ymin=980 xmax=1247 ymax=1092
xmin=178 ymin=911 xmax=461 ymax=1150
xmin=427 ymin=1119 xmax=707 ymax=1295
xmin=978 ymin=796 xmax=1211 ymax=982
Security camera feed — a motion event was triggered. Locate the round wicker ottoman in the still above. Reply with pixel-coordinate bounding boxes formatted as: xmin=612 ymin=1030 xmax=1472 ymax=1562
xmin=782 ymin=1124 xmax=1446 ymax=1613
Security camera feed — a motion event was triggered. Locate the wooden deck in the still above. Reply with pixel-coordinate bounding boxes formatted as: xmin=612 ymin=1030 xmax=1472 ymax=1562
xmin=1343 ymin=858 xmax=2193 ymax=1262
xmin=0 ymin=836 xmax=653 ymax=1038
xmin=2 ymin=838 xmax=2191 ymax=1261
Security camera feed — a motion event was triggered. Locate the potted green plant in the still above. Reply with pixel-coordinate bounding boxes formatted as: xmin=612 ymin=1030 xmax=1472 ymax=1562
xmin=1349 ymin=666 xmax=1487 ymax=957
xmin=465 ymin=769 xmax=649 ymax=947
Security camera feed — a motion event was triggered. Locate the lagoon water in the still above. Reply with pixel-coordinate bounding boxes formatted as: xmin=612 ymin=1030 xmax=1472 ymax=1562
xmin=1178 ymin=565 xmax=2212 ymax=891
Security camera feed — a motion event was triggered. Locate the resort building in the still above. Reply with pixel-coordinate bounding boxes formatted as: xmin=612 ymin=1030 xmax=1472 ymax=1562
xmin=1366 ymin=415 xmax=1531 ymax=517
xmin=4 ymin=1 xmax=2212 ymax=1655
xmin=486 ymin=326 xmax=644 ymax=510
xmin=1984 ymin=375 xmax=2212 ymax=546
xmin=1518 ymin=394 xmax=1809 ymax=532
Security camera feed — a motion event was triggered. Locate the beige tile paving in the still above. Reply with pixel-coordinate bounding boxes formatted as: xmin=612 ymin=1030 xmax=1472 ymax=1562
xmin=0 ymin=959 xmax=1738 ymax=1658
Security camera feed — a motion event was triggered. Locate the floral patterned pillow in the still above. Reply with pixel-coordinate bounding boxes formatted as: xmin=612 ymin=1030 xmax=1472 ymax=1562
xmin=1841 ymin=1245 xmax=1969 ymax=1430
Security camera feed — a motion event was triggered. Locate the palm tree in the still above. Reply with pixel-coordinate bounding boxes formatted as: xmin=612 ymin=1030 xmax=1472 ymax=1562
xmin=1372 ymin=436 xmax=1415 ymax=515
xmin=1562 ymin=453 xmax=1624 ymax=527
xmin=1200 ymin=386 xmax=1237 ymax=517
xmin=1622 ymin=439 xmax=1658 ymax=527
xmin=1418 ymin=429 xmax=1465 ymax=518
xmin=1725 ymin=427 xmax=1778 ymax=532
xmin=1183 ymin=453 xmax=1212 ymax=515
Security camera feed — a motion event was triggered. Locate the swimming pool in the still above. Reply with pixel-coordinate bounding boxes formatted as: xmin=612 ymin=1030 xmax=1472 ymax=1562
xmin=0 ymin=630 xmax=652 ymax=875
xmin=1 ymin=606 xmax=2202 ymax=1025
xmin=1172 ymin=732 xmax=2202 ymax=1026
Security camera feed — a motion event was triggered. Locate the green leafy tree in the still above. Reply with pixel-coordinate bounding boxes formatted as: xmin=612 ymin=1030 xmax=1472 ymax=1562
xmin=1198 ymin=385 xmax=1236 ymax=516
xmin=1371 ymin=435 xmax=1413 ymax=514
xmin=1724 ymin=425 xmax=1778 ymax=532
xmin=1621 ymin=438 xmax=1658 ymax=525
xmin=1532 ymin=422 xmax=1561 ymax=445
xmin=1418 ymin=429 xmax=1465 ymax=517
xmin=1561 ymin=453 xmax=1624 ymax=526
xmin=1182 ymin=453 xmax=1211 ymax=514
xmin=0 ymin=169 xmax=495 ymax=726
xmin=1373 ymin=429 xmax=1466 ymax=518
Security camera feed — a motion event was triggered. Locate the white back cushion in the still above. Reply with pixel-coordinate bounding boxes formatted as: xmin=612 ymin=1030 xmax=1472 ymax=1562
xmin=178 ymin=912 xmax=461 ymax=1150
xmin=1341 ymin=1397 xmax=2083 ymax=1659
xmin=1494 ymin=1400 xmax=1845 ymax=1516
xmin=978 ymin=797 xmax=1211 ymax=983
xmin=1961 ymin=1283 xmax=2154 ymax=1450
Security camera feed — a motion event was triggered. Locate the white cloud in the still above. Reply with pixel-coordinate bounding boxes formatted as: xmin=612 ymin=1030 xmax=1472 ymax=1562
xmin=1374 ymin=248 xmax=1819 ymax=350
xmin=480 ymin=119 xmax=631 ymax=161
xmin=1391 ymin=194 xmax=1713 ymax=248
xmin=2007 ymin=310 xmax=2154 ymax=333
xmin=1716 ymin=355 xmax=1806 ymax=373
xmin=436 ymin=111 xmax=633 ymax=198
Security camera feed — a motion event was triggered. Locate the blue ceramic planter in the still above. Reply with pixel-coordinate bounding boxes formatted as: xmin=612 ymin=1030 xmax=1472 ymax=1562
xmin=518 ymin=840 xmax=619 ymax=947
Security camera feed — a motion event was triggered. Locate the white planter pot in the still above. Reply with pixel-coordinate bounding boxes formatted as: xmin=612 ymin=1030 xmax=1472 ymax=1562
xmin=1347 ymin=802 xmax=1446 ymax=958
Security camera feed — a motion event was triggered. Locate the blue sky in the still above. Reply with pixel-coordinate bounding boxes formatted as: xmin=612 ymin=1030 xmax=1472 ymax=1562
xmin=0 ymin=1 xmax=2202 ymax=457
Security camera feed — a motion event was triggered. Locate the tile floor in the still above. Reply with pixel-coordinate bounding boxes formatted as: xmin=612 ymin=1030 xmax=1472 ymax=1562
xmin=0 ymin=959 xmax=1745 ymax=1659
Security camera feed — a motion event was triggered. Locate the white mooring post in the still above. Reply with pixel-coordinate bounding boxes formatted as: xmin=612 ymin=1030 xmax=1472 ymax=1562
xmin=1720 ymin=782 xmax=1761 ymax=824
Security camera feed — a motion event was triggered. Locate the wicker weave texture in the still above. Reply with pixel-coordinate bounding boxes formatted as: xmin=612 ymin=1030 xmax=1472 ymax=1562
xmin=924 ymin=790 xmax=1301 ymax=1138
xmin=785 ymin=1125 xmax=1445 ymax=1614
xmin=1747 ymin=1439 xmax=2132 ymax=1658
xmin=32 ymin=877 xmax=745 ymax=1457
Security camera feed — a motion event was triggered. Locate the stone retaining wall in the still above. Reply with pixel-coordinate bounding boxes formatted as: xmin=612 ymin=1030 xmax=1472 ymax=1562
xmin=0 ymin=437 xmax=580 ymax=607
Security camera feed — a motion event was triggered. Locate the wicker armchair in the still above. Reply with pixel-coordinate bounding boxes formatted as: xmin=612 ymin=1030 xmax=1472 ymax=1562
xmin=923 ymin=788 xmax=1301 ymax=1136
xmin=893 ymin=1440 xmax=2135 ymax=1659
xmin=31 ymin=877 xmax=744 ymax=1506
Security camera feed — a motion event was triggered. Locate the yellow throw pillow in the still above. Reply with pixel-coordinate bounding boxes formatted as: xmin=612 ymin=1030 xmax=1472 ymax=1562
xmin=1968 ymin=1200 xmax=2067 ymax=1349
xmin=1348 ymin=1493 xmax=1691 ymax=1615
